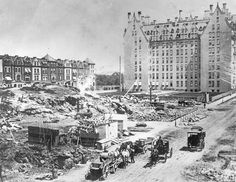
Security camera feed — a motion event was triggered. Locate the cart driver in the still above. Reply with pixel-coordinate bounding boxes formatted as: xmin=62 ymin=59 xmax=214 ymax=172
xmin=155 ymin=136 xmax=164 ymax=149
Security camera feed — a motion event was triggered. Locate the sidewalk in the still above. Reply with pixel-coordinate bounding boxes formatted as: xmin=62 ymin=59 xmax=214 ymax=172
xmin=207 ymin=92 xmax=236 ymax=108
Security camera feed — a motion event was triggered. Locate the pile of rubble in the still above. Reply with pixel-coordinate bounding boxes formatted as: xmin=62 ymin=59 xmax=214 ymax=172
xmin=0 ymin=119 xmax=22 ymax=133
xmin=183 ymin=161 xmax=236 ymax=182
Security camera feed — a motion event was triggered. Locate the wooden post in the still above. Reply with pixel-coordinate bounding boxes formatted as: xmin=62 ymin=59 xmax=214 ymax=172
xmin=119 ymin=56 xmax=122 ymax=93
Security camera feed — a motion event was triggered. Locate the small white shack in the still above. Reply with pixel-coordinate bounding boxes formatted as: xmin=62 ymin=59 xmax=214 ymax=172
xmin=104 ymin=114 xmax=128 ymax=132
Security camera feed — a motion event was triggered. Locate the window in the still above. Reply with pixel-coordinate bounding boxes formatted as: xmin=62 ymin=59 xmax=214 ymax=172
xmin=176 ymin=50 xmax=179 ymax=55
xmin=217 ymin=80 xmax=220 ymax=87
xmin=162 ymin=73 xmax=164 ymax=79
xmin=176 ymin=73 xmax=179 ymax=79
xmin=170 ymin=73 xmax=173 ymax=79
xmin=17 ymin=75 xmax=21 ymax=81
xmin=216 ymin=17 xmax=219 ymax=23
xmin=162 ymin=65 xmax=164 ymax=71
xmin=176 ymin=65 xmax=179 ymax=71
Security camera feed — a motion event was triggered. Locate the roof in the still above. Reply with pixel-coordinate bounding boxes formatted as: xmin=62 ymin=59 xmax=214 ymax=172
xmin=97 ymin=138 xmax=111 ymax=144
xmin=42 ymin=54 xmax=55 ymax=61
xmin=191 ymin=126 xmax=203 ymax=131
xmin=104 ymin=114 xmax=127 ymax=121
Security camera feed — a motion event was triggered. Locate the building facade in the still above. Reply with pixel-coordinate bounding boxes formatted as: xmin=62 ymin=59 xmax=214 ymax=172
xmin=124 ymin=3 xmax=236 ymax=93
xmin=0 ymin=54 xmax=95 ymax=90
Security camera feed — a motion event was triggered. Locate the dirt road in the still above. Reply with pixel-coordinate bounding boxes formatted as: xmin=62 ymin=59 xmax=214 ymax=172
xmin=52 ymin=99 xmax=236 ymax=182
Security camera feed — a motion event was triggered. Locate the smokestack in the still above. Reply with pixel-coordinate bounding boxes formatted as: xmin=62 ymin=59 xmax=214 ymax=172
xmin=223 ymin=3 xmax=226 ymax=9
xmin=210 ymin=4 xmax=213 ymax=12
xmin=179 ymin=10 xmax=182 ymax=20
xmin=138 ymin=11 xmax=141 ymax=20
xmin=128 ymin=12 xmax=131 ymax=21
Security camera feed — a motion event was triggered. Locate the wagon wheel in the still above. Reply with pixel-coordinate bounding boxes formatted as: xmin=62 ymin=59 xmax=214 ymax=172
xmin=202 ymin=141 xmax=205 ymax=149
xmin=99 ymin=165 xmax=108 ymax=181
xmin=163 ymin=153 xmax=167 ymax=163
xmin=110 ymin=165 xmax=115 ymax=174
xmin=85 ymin=172 xmax=90 ymax=180
xmin=169 ymin=148 xmax=173 ymax=158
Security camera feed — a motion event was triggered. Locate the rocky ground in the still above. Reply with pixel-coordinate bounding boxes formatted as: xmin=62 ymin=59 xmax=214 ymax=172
xmin=0 ymin=83 xmax=222 ymax=182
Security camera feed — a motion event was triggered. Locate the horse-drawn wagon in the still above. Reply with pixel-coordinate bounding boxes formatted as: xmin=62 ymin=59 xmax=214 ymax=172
xmin=85 ymin=151 xmax=122 ymax=180
xmin=187 ymin=126 xmax=205 ymax=151
xmin=150 ymin=139 xmax=172 ymax=165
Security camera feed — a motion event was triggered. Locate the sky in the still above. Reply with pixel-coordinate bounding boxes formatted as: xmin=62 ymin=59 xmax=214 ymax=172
xmin=0 ymin=0 xmax=236 ymax=74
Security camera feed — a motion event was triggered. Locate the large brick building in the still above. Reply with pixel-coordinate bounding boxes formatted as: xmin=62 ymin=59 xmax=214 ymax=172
xmin=124 ymin=3 xmax=236 ymax=93
xmin=0 ymin=54 xmax=95 ymax=89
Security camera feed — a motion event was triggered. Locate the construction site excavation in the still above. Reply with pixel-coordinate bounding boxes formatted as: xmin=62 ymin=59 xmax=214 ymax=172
xmin=0 ymin=83 xmax=236 ymax=182
xmin=1 ymin=1 xmax=236 ymax=182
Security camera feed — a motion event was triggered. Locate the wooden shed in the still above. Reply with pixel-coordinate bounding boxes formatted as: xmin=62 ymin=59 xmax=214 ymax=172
xmin=28 ymin=126 xmax=59 ymax=146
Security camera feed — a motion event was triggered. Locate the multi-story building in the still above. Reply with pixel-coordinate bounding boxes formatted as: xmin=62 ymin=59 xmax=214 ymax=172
xmin=32 ymin=57 xmax=41 ymax=82
xmin=0 ymin=54 xmax=95 ymax=89
xmin=124 ymin=3 xmax=236 ymax=93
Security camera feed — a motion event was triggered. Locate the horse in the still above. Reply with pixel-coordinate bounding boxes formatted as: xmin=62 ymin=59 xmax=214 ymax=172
xmin=120 ymin=149 xmax=130 ymax=168
xmin=150 ymin=148 xmax=159 ymax=166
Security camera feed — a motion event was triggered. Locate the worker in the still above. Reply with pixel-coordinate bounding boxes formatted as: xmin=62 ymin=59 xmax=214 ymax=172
xmin=130 ymin=148 xmax=135 ymax=163
xmin=156 ymin=136 xmax=164 ymax=149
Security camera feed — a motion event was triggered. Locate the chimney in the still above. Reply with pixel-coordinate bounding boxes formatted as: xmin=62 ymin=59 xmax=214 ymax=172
xmin=146 ymin=16 xmax=150 ymax=24
xmin=210 ymin=4 xmax=213 ymax=13
xmin=175 ymin=17 xmax=178 ymax=22
xmin=185 ymin=17 xmax=188 ymax=21
xmin=141 ymin=16 xmax=145 ymax=23
xmin=204 ymin=10 xmax=210 ymax=19
xmin=194 ymin=16 xmax=198 ymax=20
xmin=223 ymin=3 xmax=226 ymax=9
xmin=179 ymin=10 xmax=182 ymax=20
xmin=128 ymin=12 xmax=131 ymax=21
xmin=153 ymin=20 xmax=156 ymax=24
xmin=138 ymin=11 xmax=141 ymax=20
xmin=167 ymin=19 xmax=170 ymax=23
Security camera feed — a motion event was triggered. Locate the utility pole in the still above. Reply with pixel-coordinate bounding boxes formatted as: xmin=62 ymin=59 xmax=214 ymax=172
xmin=150 ymin=82 xmax=152 ymax=104
xmin=119 ymin=56 xmax=122 ymax=93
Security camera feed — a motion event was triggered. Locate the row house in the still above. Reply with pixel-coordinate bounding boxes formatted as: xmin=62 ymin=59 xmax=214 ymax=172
xmin=0 ymin=54 xmax=95 ymax=89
